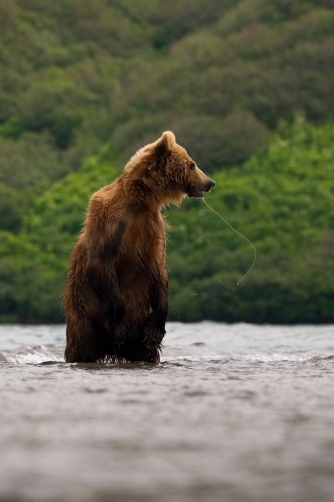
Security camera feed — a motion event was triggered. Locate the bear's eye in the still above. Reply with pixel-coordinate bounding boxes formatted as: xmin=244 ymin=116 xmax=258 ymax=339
xmin=189 ymin=161 xmax=195 ymax=170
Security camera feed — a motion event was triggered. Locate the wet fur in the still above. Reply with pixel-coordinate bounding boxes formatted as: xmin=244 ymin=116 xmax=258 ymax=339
xmin=63 ymin=132 xmax=214 ymax=363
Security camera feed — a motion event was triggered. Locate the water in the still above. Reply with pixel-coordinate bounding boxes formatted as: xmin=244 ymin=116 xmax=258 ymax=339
xmin=1 ymin=322 xmax=334 ymax=502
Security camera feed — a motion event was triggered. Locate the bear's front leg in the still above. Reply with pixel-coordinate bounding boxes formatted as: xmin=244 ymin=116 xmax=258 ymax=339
xmin=143 ymin=271 xmax=168 ymax=349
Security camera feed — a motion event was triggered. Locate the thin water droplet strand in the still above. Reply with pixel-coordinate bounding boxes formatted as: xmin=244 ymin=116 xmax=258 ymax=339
xmin=202 ymin=198 xmax=256 ymax=285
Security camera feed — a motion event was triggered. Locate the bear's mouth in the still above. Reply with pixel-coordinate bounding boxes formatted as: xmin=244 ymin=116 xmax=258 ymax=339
xmin=186 ymin=185 xmax=204 ymax=198
xmin=186 ymin=181 xmax=216 ymax=198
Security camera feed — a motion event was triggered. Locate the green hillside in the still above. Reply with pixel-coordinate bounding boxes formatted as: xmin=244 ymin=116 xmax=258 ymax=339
xmin=1 ymin=0 xmax=334 ymax=323
xmin=1 ymin=0 xmax=334 ymax=200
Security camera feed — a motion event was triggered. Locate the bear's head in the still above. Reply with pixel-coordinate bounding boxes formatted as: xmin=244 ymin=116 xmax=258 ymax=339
xmin=124 ymin=131 xmax=215 ymax=206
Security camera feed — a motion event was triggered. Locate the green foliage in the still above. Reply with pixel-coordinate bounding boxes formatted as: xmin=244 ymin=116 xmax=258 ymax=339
xmin=0 ymin=231 xmax=63 ymax=323
xmin=170 ymin=111 xmax=269 ymax=171
xmin=0 ymin=131 xmax=70 ymax=190
xmin=0 ymin=184 xmax=25 ymax=232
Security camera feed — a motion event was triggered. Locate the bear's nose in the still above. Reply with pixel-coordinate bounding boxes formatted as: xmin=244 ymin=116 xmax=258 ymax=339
xmin=209 ymin=179 xmax=216 ymax=188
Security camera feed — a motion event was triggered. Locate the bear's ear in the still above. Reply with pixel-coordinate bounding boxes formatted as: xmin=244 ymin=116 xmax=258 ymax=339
xmin=156 ymin=131 xmax=176 ymax=152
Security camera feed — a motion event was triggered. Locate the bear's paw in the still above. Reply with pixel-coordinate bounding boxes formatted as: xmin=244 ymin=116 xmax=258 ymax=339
xmin=142 ymin=324 xmax=165 ymax=349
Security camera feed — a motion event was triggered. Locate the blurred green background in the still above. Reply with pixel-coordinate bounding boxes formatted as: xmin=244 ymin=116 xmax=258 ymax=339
xmin=1 ymin=0 xmax=334 ymax=323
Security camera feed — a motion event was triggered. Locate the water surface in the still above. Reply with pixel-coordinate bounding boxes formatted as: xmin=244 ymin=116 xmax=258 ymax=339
xmin=1 ymin=322 xmax=334 ymax=502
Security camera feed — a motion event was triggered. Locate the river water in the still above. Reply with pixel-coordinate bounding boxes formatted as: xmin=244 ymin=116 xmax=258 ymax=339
xmin=1 ymin=322 xmax=334 ymax=502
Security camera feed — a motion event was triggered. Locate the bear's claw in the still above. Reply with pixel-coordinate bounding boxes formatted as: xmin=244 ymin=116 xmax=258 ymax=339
xmin=142 ymin=325 xmax=164 ymax=348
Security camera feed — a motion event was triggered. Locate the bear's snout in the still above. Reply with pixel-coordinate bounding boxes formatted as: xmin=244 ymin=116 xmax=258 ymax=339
xmin=186 ymin=177 xmax=216 ymax=198
xmin=202 ymin=177 xmax=216 ymax=193
xmin=207 ymin=179 xmax=216 ymax=190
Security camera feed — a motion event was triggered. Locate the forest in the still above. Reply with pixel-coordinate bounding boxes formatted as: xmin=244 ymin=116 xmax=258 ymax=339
xmin=1 ymin=0 xmax=334 ymax=323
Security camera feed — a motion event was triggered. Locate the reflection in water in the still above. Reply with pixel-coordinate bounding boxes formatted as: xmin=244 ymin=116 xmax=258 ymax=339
xmin=1 ymin=322 xmax=334 ymax=502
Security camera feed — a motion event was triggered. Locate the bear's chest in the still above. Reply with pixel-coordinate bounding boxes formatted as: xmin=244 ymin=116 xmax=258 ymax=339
xmin=120 ymin=212 xmax=166 ymax=267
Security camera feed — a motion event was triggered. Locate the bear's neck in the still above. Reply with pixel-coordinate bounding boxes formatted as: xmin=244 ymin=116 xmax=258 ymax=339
xmin=121 ymin=173 xmax=183 ymax=211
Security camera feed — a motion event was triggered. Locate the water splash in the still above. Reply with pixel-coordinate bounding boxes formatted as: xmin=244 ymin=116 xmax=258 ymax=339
xmin=0 ymin=345 xmax=62 ymax=365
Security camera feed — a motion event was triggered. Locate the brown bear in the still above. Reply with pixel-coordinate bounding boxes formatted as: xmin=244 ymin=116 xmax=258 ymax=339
xmin=63 ymin=131 xmax=215 ymax=363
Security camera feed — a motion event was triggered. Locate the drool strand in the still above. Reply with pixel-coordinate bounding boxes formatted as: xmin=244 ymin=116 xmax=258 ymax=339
xmin=202 ymin=198 xmax=256 ymax=285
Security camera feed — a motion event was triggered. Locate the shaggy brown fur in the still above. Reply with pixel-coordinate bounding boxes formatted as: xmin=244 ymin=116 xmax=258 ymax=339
xmin=63 ymin=131 xmax=215 ymax=363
